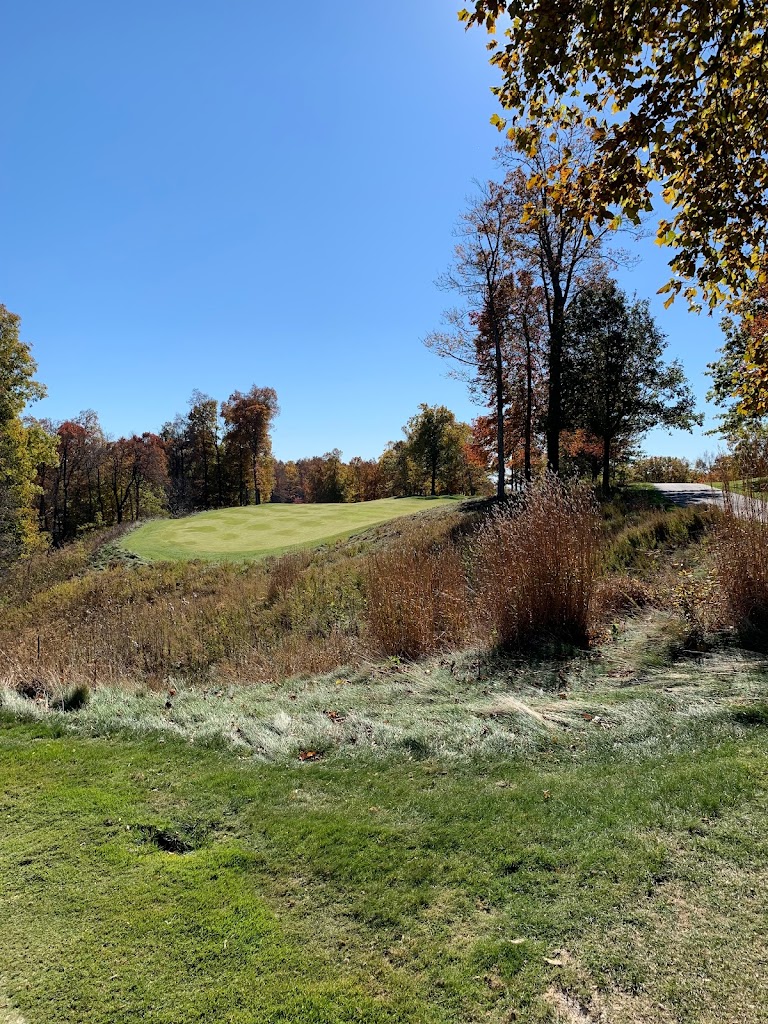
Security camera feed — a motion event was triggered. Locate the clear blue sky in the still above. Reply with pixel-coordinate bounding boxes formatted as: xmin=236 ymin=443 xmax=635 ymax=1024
xmin=3 ymin=0 xmax=723 ymax=462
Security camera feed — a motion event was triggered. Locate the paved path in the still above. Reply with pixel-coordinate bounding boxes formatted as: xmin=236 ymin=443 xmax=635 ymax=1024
xmin=651 ymin=483 xmax=726 ymax=508
xmin=651 ymin=482 xmax=762 ymax=518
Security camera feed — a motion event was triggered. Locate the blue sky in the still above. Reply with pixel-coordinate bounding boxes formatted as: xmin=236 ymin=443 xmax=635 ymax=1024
xmin=3 ymin=0 xmax=723 ymax=462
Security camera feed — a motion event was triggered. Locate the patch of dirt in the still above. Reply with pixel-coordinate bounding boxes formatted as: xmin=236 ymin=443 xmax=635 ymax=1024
xmin=138 ymin=824 xmax=198 ymax=854
xmin=545 ymin=986 xmax=599 ymax=1023
xmin=545 ymin=979 xmax=677 ymax=1024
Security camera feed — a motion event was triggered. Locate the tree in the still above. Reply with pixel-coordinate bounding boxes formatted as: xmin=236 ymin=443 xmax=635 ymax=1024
xmin=0 ymin=305 xmax=56 ymax=562
xmin=460 ymin=1 xmax=768 ymax=306
xmin=187 ymin=391 xmax=223 ymax=509
xmin=404 ymin=405 xmax=454 ymax=496
xmin=428 ymin=132 xmax=619 ymax=478
xmin=105 ymin=433 xmax=168 ymax=523
xmin=562 ymin=280 xmax=701 ymax=493
xmin=631 ymin=456 xmax=694 ymax=484
xmin=378 ymin=441 xmax=417 ymax=498
xmin=497 ymin=136 xmax=622 ymax=471
xmin=426 ymin=181 xmax=515 ymax=497
xmin=221 ymin=386 xmax=279 ymax=505
xmin=708 ymin=274 xmax=768 ymax=425
xmin=706 ymin=284 xmax=768 ymax=474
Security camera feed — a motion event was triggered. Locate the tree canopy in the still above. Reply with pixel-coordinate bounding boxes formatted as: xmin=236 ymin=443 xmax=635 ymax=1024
xmin=563 ymin=280 xmax=701 ymax=492
xmin=459 ymin=1 xmax=768 ymax=306
xmin=0 ymin=305 xmax=56 ymax=561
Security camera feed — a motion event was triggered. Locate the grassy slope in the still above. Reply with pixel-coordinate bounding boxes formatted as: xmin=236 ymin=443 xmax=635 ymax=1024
xmin=121 ymin=497 xmax=464 ymax=561
xmin=3 ymin=498 xmax=768 ymax=1022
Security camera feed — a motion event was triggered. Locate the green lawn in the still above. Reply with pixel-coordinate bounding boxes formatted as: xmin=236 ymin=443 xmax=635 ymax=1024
xmin=121 ymin=497 xmax=464 ymax=561
xmin=2 ymin=700 xmax=767 ymax=1024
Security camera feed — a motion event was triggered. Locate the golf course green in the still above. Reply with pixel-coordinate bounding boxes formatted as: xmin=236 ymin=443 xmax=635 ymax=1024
xmin=121 ymin=496 xmax=464 ymax=561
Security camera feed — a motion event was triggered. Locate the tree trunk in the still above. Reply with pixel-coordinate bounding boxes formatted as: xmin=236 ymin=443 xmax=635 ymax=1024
xmin=547 ymin=292 xmax=565 ymax=474
xmin=523 ymin=317 xmax=533 ymax=483
xmin=602 ymin=437 xmax=611 ymax=496
xmin=493 ymin=323 xmax=505 ymax=499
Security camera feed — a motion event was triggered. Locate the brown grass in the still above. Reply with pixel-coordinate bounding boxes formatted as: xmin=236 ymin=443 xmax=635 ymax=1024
xmin=0 ymin=487 xmax=604 ymax=690
xmin=471 ymin=478 xmax=601 ymax=648
xmin=713 ymin=494 xmax=768 ymax=633
xmin=364 ymin=540 xmax=469 ymax=659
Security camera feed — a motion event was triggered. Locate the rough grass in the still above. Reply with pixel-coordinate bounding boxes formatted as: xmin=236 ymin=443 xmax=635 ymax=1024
xmin=0 ymin=487 xmax=602 ymax=691
xmin=122 ymin=497 xmax=465 ymax=562
xmin=713 ymin=494 xmax=768 ymax=635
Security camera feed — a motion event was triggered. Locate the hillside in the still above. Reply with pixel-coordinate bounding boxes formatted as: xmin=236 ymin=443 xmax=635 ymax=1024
xmin=2 ymin=489 xmax=768 ymax=1023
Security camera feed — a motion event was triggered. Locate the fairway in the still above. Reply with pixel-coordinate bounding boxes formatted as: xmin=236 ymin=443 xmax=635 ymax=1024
xmin=121 ymin=496 xmax=463 ymax=561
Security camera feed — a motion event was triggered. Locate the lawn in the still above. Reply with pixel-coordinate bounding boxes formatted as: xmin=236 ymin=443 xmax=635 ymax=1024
xmin=121 ymin=497 xmax=465 ymax=561
xmin=2 ymin=680 xmax=767 ymax=1024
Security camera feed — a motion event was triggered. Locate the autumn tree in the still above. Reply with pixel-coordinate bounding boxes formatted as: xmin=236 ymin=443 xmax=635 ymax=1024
xmin=707 ymin=281 xmax=768 ymax=473
xmin=460 ymin=1 xmax=768 ymax=306
xmin=378 ymin=441 xmax=417 ymax=498
xmin=106 ymin=433 xmax=168 ymax=523
xmin=221 ymin=386 xmax=279 ymax=505
xmin=562 ymin=280 xmax=701 ymax=493
xmin=426 ymin=181 xmax=515 ymax=497
xmin=429 ymin=132 xmax=620 ymax=479
xmin=477 ymin=270 xmax=547 ymax=481
xmin=36 ymin=410 xmax=115 ymax=539
xmin=496 ymin=135 xmax=623 ymax=471
xmin=347 ymin=456 xmax=385 ymax=502
xmin=272 ymin=460 xmax=303 ymax=503
xmin=0 ymin=305 xmax=56 ymax=563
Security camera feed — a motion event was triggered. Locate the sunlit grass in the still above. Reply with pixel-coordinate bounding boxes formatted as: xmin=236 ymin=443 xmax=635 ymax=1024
xmin=122 ymin=497 xmax=465 ymax=562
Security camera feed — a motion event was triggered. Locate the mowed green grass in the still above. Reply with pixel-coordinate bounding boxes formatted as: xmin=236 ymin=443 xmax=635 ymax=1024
xmin=122 ymin=497 xmax=464 ymax=561
xmin=1 ymin=711 xmax=767 ymax=1024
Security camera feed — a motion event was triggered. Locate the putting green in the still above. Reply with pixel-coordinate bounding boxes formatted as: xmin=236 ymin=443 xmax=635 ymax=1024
xmin=121 ymin=496 xmax=464 ymax=561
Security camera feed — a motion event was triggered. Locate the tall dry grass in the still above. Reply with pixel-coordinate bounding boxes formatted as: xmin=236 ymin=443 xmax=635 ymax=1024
xmin=0 ymin=487 xmax=604 ymax=692
xmin=471 ymin=478 xmax=601 ymax=648
xmin=713 ymin=492 xmax=768 ymax=632
xmin=364 ymin=541 xmax=469 ymax=659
